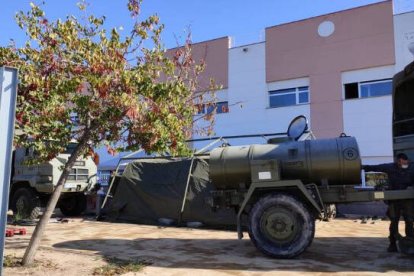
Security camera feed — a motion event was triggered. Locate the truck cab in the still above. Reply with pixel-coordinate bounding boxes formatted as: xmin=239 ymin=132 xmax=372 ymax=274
xmin=9 ymin=142 xmax=97 ymax=219
xmin=393 ymin=60 xmax=414 ymax=160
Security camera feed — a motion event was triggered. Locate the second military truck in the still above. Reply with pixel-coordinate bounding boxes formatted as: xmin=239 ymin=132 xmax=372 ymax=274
xmin=9 ymin=142 xmax=97 ymax=219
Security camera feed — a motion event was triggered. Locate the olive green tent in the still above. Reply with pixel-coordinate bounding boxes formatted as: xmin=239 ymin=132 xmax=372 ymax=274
xmin=106 ymin=157 xmax=236 ymax=227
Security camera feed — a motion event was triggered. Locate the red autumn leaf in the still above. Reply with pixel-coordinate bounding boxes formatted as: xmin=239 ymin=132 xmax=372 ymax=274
xmin=16 ymin=111 xmax=24 ymax=123
xmin=126 ymin=107 xmax=138 ymax=119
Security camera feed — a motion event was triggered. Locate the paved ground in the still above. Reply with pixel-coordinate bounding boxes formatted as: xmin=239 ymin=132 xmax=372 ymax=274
xmin=3 ymin=218 xmax=414 ymax=275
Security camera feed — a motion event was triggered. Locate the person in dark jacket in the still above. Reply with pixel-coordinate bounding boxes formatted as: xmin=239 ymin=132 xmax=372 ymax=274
xmin=363 ymin=153 xmax=414 ymax=252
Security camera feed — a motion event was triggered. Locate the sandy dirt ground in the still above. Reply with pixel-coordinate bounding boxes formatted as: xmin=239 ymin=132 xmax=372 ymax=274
xmin=3 ymin=217 xmax=414 ymax=275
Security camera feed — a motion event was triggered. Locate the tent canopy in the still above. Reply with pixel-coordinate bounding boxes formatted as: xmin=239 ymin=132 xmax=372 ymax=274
xmin=106 ymin=157 xmax=236 ymax=227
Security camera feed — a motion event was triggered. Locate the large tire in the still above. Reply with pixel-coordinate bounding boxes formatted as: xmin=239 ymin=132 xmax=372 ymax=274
xmin=248 ymin=193 xmax=315 ymax=258
xmin=59 ymin=194 xmax=87 ymax=216
xmin=10 ymin=187 xmax=41 ymax=220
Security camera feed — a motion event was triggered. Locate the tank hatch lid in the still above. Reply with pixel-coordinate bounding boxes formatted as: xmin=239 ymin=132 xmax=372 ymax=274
xmin=287 ymin=115 xmax=308 ymax=141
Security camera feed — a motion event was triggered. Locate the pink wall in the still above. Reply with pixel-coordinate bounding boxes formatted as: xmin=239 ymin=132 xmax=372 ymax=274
xmin=266 ymin=1 xmax=395 ymax=137
xmin=167 ymin=37 xmax=229 ymax=91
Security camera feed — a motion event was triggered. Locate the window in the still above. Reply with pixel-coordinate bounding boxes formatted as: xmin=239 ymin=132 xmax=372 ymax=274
xmin=197 ymin=101 xmax=229 ymax=114
xmin=344 ymin=83 xmax=358 ymax=99
xmin=269 ymin=86 xmax=309 ymax=108
xmin=195 ymin=104 xmax=205 ymax=115
xmin=360 ymin=80 xmax=392 ymax=98
xmin=212 ymin=101 xmax=229 ymax=114
xmin=344 ymin=79 xmax=392 ymax=100
xmin=67 ymin=168 xmax=89 ymax=181
xmin=64 ymin=143 xmax=78 ymax=154
xmin=70 ymin=113 xmax=79 ymax=125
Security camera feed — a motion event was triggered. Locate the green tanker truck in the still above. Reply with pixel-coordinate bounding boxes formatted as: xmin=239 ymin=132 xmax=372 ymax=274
xmin=206 ymin=115 xmax=414 ymax=258
xmin=203 ymin=60 xmax=414 ymax=258
xmin=104 ymin=60 xmax=414 ymax=258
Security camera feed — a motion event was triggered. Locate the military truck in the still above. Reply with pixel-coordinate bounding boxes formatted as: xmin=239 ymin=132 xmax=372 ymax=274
xmin=392 ymin=60 xmax=414 ymax=161
xmin=102 ymin=60 xmax=414 ymax=258
xmin=103 ymin=115 xmax=414 ymax=259
xmin=9 ymin=142 xmax=97 ymax=219
xmin=207 ymin=60 xmax=414 ymax=258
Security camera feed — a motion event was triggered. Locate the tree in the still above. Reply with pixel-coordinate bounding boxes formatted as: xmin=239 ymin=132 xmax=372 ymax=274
xmin=0 ymin=0 xmax=216 ymax=266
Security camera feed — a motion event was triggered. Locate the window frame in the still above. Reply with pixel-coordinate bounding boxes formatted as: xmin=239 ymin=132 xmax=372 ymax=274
xmin=344 ymin=78 xmax=392 ymax=100
xmin=196 ymin=101 xmax=229 ymax=115
xmin=359 ymin=79 xmax=392 ymax=98
xmin=268 ymin=86 xmax=310 ymax=108
xmin=67 ymin=168 xmax=89 ymax=182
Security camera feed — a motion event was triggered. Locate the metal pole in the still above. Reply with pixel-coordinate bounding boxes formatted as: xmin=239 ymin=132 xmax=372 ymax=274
xmin=178 ymin=158 xmax=195 ymax=225
xmin=100 ymin=149 xmax=144 ymax=210
xmin=195 ymin=137 xmax=225 ymax=155
xmin=0 ymin=67 xmax=18 ymax=274
xmin=186 ymin=131 xmax=307 ymax=142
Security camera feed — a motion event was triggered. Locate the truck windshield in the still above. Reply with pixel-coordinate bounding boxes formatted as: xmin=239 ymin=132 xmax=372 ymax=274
xmin=64 ymin=143 xmax=78 ymax=154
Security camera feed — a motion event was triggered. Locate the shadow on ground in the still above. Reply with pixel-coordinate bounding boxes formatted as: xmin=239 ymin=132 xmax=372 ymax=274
xmin=53 ymin=236 xmax=414 ymax=273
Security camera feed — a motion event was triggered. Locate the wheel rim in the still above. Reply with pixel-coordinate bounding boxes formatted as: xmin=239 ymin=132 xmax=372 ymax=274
xmin=260 ymin=207 xmax=299 ymax=244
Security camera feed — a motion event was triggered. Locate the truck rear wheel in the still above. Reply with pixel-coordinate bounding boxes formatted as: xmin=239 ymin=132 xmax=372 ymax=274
xmin=248 ymin=193 xmax=315 ymax=258
xmin=59 ymin=194 xmax=87 ymax=216
xmin=10 ymin=187 xmax=41 ymax=220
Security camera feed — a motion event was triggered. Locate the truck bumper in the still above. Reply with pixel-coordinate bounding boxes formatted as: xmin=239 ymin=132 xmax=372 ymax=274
xmin=34 ymin=182 xmax=88 ymax=193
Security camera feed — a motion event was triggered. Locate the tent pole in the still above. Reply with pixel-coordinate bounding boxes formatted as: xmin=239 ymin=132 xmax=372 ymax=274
xmin=100 ymin=162 xmax=121 ymax=210
xmin=178 ymin=158 xmax=195 ymax=226
xmin=100 ymin=149 xmax=144 ymax=210
xmin=194 ymin=137 xmax=224 ymax=155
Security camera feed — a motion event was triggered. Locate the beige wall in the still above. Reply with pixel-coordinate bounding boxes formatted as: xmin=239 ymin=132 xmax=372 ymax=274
xmin=167 ymin=37 xmax=229 ymax=91
xmin=265 ymin=1 xmax=395 ymax=137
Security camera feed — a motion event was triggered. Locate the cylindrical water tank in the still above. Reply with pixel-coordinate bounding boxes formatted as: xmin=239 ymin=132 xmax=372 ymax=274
xmin=209 ymin=136 xmax=361 ymax=189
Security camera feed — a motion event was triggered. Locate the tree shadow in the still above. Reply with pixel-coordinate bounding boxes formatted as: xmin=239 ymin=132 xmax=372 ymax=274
xmin=53 ymin=236 xmax=414 ymax=273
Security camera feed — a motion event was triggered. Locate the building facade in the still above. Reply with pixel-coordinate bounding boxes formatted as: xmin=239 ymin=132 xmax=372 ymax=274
xmin=188 ymin=1 xmax=414 ymax=164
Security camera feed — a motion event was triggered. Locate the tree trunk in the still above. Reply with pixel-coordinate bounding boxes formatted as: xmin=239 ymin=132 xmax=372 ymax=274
xmin=22 ymin=135 xmax=90 ymax=266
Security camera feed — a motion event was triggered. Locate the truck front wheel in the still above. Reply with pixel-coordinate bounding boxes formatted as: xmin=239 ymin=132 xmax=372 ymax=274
xmin=10 ymin=187 xmax=41 ymax=220
xmin=248 ymin=193 xmax=315 ymax=258
xmin=59 ymin=194 xmax=87 ymax=216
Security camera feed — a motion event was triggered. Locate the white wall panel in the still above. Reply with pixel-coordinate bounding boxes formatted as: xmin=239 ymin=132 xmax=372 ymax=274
xmin=343 ymin=96 xmax=393 ymax=164
xmin=193 ymin=42 xmax=310 ymax=149
xmin=341 ymin=65 xmax=394 ymax=85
